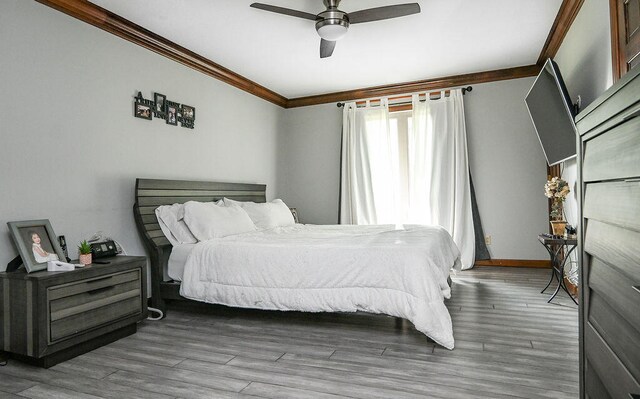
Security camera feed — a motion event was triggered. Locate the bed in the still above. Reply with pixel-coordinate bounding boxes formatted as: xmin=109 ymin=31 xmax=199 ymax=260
xmin=134 ymin=178 xmax=460 ymax=348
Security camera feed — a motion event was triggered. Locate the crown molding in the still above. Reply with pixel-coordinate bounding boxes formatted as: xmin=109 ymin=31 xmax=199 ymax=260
xmin=536 ymin=0 xmax=586 ymax=65
xmin=285 ymin=65 xmax=540 ymax=108
xmin=35 ymin=0 xmax=288 ymax=107
xmin=36 ymin=0 xmax=568 ymax=110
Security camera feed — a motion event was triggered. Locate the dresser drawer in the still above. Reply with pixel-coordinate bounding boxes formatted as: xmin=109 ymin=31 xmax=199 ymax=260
xmin=583 ymin=181 xmax=640 ymax=232
xmin=584 ymin=323 xmax=640 ymax=398
xmin=47 ymin=269 xmax=143 ymax=343
xmin=582 ymin=116 xmax=640 ymax=182
xmin=588 ymin=290 xmax=640 ymax=382
xmin=584 ymin=220 xmax=640 ymax=279
xmin=588 ymin=256 xmax=640 ymax=334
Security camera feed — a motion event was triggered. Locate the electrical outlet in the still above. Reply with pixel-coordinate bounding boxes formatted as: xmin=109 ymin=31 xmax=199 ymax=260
xmin=485 ymin=235 xmax=492 ymax=245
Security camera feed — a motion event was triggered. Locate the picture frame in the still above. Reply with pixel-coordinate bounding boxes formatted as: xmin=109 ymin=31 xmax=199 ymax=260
xmin=181 ymin=105 xmax=195 ymax=120
xmin=154 ymin=92 xmax=166 ymax=116
xmin=134 ymin=102 xmax=152 ymax=120
xmin=166 ymin=104 xmax=178 ymax=126
xmin=7 ymin=220 xmax=66 ymax=273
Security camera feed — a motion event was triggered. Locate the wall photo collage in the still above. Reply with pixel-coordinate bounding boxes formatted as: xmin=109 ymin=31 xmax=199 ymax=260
xmin=134 ymin=91 xmax=195 ymax=129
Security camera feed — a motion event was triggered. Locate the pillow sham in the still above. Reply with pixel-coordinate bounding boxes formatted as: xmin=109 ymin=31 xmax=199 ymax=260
xmin=155 ymin=203 xmax=198 ymax=245
xmin=223 ymin=198 xmax=295 ymax=230
xmin=183 ymin=201 xmax=256 ymax=240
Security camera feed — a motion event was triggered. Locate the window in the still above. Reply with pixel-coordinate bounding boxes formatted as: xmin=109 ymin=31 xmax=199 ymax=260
xmin=389 ymin=110 xmax=413 ymax=224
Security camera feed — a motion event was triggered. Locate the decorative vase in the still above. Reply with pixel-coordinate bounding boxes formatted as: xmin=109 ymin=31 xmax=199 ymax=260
xmin=550 ymin=220 xmax=567 ymax=236
xmin=79 ymin=253 xmax=92 ymax=265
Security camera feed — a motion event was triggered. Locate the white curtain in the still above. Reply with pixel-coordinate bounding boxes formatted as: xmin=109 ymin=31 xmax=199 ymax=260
xmin=340 ymin=99 xmax=400 ymax=225
xmin=409 ymin=90 xmax=475 ymax=269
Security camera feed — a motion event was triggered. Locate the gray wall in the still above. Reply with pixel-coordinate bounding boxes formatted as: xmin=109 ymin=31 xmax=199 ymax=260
xmin=465 ymin=78 xmax=549 ymax=260
xmin=552 ymin=0 xmax=613 ymax=273
xmin=0 ymin=1 xmax=284 ymax=271
xmin=277 ymin=104 xmax=343 ymax=224
xmin=279 ymin=78 xmax=550 ymax=260
xmin=554 ymin=0 xmax=614 ymax=230
xmin=555 ymin=0 xmax=613 ymax=110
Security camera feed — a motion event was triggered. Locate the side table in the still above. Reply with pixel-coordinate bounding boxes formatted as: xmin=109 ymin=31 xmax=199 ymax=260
xmin=0 ymin=256 xmax=147 ymax=367
xmin=537 ymin=234 xmax=578 ymax=304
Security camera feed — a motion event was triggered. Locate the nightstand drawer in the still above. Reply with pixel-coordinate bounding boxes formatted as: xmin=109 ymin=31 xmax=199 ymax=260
xmin=50 ymin=296 xmax=141 ymax=342
xmin=47 ymin=269 xmax=143 ymax=342
xmin=48 ymin=269 xmax=139 ymax=301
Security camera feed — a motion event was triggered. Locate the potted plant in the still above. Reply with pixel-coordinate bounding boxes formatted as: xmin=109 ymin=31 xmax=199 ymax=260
xmin=78 ymin=240 xmax=92 ymax=265
xmin=544 ymin=176 xmax=570 ymax=236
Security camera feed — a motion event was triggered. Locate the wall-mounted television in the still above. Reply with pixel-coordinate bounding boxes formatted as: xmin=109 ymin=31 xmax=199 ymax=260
xmin=525 ymin=59 xmax=577 ymax=166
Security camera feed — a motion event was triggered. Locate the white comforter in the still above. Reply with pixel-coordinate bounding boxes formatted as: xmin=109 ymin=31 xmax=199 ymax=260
xmin=180 ymin=224 xmax=460 ymax=349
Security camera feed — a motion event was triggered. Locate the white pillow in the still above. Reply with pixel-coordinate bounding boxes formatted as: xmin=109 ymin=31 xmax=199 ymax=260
xmin=223 ymin=198 xmax=295 ymax=230
xmin=176 ymin=199 xmax=222 ymax=221
xmin=155 ymin=204 xmax=197 ymax=245
xmin=183 ymin=201 xmax=256 ymax=240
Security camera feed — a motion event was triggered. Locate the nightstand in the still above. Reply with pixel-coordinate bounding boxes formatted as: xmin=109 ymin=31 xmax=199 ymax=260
xmin=0 ymin=256 xmax=147 ymax=367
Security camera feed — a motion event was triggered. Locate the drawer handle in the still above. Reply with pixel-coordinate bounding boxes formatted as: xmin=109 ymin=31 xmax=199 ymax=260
xmin=87 ymin=286 xmax=114 ymax=295
xmin=622 ymin=108 xmax=640 ymax=122
xmin=633 ymin=286 xmax=640 ymax=295
xmin=87 ymin=275 xmax=113 ymax=283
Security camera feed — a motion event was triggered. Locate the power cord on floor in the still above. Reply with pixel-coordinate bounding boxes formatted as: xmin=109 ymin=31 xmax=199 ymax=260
xmin=147 ymin=306 xmax=164 ymax=321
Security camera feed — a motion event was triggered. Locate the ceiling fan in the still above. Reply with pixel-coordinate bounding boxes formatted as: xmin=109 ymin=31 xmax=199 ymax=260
xmin=250 ymin=0 xmax=421 ymax=58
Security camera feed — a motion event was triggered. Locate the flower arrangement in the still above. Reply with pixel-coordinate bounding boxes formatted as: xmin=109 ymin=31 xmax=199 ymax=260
xmin=544 ymin=177 xmax=570 ymax=220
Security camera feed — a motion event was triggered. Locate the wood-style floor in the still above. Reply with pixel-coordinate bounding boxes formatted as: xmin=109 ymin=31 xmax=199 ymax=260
xmin=0 ymin=266 xmax=579 ymax=399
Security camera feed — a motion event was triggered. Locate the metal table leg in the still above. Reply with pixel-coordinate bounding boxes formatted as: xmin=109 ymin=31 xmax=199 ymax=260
xmin=539 ymin=240 xmax=578 ymax=304
xmin=557 ymin=245 xmax=578 ymax=305
xmin=546 ymin=244 xmax=564 ymax=303
xmin=541 ymin=243 xmax=561 ymax=294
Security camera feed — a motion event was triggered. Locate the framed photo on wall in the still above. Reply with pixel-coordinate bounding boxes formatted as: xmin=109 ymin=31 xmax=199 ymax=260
xmin=166 ymin=104 xmax=178 ymax=126
xmin=7 ymin=220 xmax=66 ymax=273
xmin=181 ymin=105 xmax=195 ymax=120
xmin=134 ymin=102 xmax=152 ymax=120
xmin=154 ymin=92 xmax=166 ymax=116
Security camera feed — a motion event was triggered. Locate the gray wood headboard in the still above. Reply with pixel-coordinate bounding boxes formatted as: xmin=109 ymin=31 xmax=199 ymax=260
xmin=133 ymin=178 xmax=266 ymax=312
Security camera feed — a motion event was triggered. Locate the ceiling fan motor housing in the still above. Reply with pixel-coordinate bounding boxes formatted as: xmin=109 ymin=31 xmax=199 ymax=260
xmin=316 ymin=9 xmax=349 ymax=41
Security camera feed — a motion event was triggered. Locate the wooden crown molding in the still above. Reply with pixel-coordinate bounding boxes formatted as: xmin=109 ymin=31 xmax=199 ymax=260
xmin=285 ymin=65 xmax=540 ymax=108
xmin=35 ymin=0 xmax=288 ymax=108
xmin=536 ymin=0 xmax=586 ymax=65
xmin=36 ymin=0 xmax=559 ymax=110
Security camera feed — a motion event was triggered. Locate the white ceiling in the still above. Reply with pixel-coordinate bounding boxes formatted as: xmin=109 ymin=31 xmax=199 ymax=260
xmin=91 ymin=0 xmax=562 ymax=98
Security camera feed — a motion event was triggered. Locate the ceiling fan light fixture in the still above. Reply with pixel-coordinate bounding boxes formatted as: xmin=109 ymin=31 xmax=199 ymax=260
xmin=316 ymin=22 xmax=348 ymax=41
xmin=316 ymin=9 xmax=349 ymax=41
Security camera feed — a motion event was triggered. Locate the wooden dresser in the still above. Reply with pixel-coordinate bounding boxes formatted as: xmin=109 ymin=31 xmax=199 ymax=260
xmin=0 ymin=256 xmax=147 ymax=367
xmin=577 ymin=65 xmax=640 ymax=397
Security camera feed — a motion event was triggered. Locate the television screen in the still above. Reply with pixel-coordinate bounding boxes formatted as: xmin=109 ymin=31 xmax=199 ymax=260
xmin=525 ymin=59 xmax=577 ymax=166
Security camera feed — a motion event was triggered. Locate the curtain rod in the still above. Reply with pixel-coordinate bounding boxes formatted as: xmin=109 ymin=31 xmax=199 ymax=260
xmin=336 ymin=86 xmax=473 ymax=108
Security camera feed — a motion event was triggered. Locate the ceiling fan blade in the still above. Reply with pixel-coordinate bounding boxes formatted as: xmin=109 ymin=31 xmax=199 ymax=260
xmin=320 ymin=39 xmax=336 ymax=58
xmin=250 ymin=3 xmax=317 ymax=21
xmin=349 ymin=3 xmax=421 ymax=24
